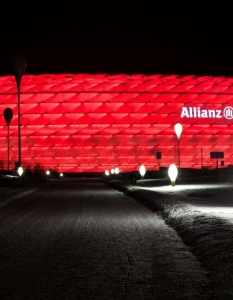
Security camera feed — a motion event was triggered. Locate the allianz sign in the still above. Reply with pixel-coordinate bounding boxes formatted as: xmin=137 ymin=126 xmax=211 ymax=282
xmin=181 ymin=106 xmax=233 ymax=120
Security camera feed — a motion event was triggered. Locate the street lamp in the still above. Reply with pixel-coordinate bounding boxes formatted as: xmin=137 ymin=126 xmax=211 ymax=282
xmin=174 ymin=123 xmax=183 ymax=168
xmin=105 ymin=170 xmax=110 ymax=181
xmin=18 ymin=166 xmax=24 ymax=176
xmin=3 ymin=108 xmax=13 ymax=171
xmin=168 ymin=164 xmax=178 ymax=186
xmin=139 ymin=164 xmax=146 ymax=179
xmin=12 ymin=54 xmax=27 ymax=169
xmin=114 ymin=167 xmax=119 ymax=174
xmin=114 ymin=167 xmax=119 ymax=179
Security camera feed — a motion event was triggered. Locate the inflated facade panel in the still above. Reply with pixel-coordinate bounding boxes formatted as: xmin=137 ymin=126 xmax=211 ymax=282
xmin=0 ymin=73 xmax=233 ymax=172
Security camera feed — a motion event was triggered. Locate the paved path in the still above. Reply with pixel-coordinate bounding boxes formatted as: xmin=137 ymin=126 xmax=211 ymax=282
xmin=0 ymin=179 xmax=212 ymax=299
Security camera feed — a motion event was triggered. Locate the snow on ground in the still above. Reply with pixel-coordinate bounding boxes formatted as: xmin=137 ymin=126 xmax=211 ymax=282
xmin=109 ymin=180 xmax=233 ymax=300
xmin=139 ymin=182 xmax=233 ymax=223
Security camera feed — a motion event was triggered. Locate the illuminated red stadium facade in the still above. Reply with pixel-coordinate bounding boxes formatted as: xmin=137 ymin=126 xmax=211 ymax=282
xmin=1 ymin=73 xmax=233 ymax=173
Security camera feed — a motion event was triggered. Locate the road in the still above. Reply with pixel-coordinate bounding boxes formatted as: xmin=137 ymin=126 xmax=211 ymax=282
xmin=0 ymin=179 xmax=213 ymax=300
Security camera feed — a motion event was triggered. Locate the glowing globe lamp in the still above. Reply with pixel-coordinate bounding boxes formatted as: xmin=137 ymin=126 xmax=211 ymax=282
xmin=139 ymin=164 xmax=146 ymax=179
xmin=114 ymin=167 xmax=119 ymax=174
xmin=105 ymin=170 xmax=109 ymax=176
xmin=46 ymin=170 xmax=50 ymax=175
xmin=111 ymin=169 xmax=115 ymax=174
xmin=168 ymin=164 xmax=178 ymax=186
xmin=18 ymin=167 xmax=23 ymax=176
xmin=174 ymin=123 xmax=183 ymax=139
xmin=60 ymin=172 xmax=63 ymax=177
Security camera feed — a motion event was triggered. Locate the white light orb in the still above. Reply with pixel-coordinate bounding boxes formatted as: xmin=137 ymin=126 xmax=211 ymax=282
xmin=114 ymin=167 xmax=119 ymax=174
xmin=174 ymin=123 xmax=183 ymax=139
xmin=111 ymin=169 xmax=115 ymax=174
xmin=60 ymin=172 xmax=63 ymax=177
xmin=139 ymin=164 xmax=146 ymax=178
xmin=46 ymin=170 xmax=50 ymax=175
xmin=168 ymin=164 xmax=178 ymax=186
xmin=18 ymin=167 xmax=23 ymax=176
xmin=105 ymin=170 xmax=109 ymax=176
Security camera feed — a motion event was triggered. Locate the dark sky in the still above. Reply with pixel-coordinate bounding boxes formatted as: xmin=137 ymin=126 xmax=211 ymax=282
xmin=1 ymin=2 xmax=233 ymax=77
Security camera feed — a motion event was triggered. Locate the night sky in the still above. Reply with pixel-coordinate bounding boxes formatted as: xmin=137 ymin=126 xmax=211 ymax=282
xmin=1 ymin=2 xmax=233 ymax=77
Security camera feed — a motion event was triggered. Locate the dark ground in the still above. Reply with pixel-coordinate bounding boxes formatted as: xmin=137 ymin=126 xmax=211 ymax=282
xmin=0 ymin=178 xmax=214 ymax=299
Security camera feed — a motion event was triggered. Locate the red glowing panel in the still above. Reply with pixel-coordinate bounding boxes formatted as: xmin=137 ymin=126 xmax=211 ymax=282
xmin=98 ymin=124 xmax=129 ymax=135
xmin=137 ymin=114 xmax=164 ymax=124
xmin=120 ymin=125 xmax=150 ymax=135
xmin=76 ymin=125 xmax=108 ymax=135
xmin=71 ymin=103 xmax=101 ymax=113
xmin=134 ymin=103 xmax=164 ymax=113
xmin=133 ymin=93 xmax=160 ymax=103
xmin=110 ymin=93 xmax=139 ymax=102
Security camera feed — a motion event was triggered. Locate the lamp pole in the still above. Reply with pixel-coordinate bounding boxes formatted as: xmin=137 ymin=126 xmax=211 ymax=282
xmin=3 ymin=108 xmax=13 ymax=171
xmin=178 ymin=138 xmax=180 ymax=168
xmin=174 ymin=123 xmax=183 ymax=168
xmin=12 ymin=54 xmax=27 ymax=168
xmin=201 ymin=147 xmax=203 ymax=169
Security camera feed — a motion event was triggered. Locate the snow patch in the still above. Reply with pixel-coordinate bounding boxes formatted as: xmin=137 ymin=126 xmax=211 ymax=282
xmin=109 ymin=182 xmax=233 ymax=299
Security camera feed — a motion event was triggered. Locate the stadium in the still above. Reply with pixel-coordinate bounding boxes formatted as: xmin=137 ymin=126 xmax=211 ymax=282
xmin=1 ymin=73 xmax=233 ymax=173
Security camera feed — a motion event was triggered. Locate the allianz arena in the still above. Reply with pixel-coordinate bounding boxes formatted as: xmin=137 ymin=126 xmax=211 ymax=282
xmin=1 ymin=73 xmax=233 ymax=173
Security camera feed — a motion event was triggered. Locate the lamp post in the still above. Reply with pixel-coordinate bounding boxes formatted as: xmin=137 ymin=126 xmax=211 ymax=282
xmin=114 ymin=167 xmax=119 ymax=174
xmin=168 ymin=164 xmax=178 ymax=186
xmin=12 ymin=54 xmax=27 ymax=169
xmin=3 ymin=108 xmax=13 ymax=171
xmin=18 ymin=166 xmax=24 ymax=177
xmin=114 ymin=167 xmax=119 ymax=179
xmin=174 ymin=123 xmax=183 ymax=168
xmin=46 ymin=170 xmax=50 ymax=179
xmin=139 ymin=164 xmax=146 ymax=179
xmin=105 ymin=170 xmax=110 ymax=181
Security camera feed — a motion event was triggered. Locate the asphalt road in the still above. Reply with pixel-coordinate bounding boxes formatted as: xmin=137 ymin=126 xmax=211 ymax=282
xmin=0 ymin=179 xmax=213 ymax=300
